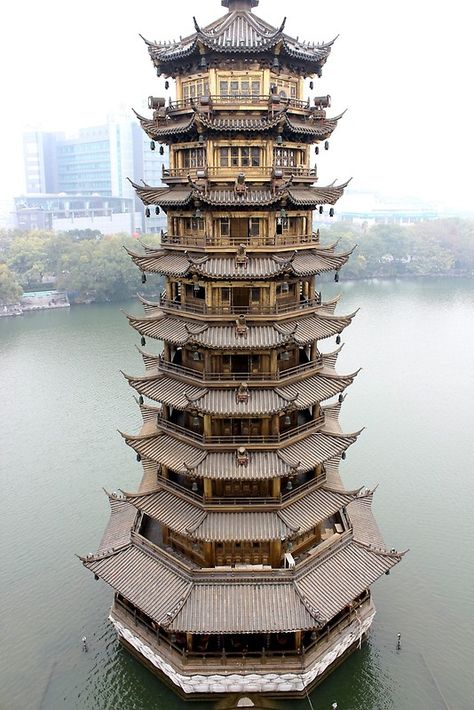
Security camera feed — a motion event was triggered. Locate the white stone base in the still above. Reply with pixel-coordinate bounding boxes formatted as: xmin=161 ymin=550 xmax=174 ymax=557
xmin=110 ymin=609 xmax=376 ymax=694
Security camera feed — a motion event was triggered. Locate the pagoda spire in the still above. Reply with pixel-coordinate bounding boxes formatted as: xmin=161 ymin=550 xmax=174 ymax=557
xmin=222 ymin=0 xmax=259 ymax=10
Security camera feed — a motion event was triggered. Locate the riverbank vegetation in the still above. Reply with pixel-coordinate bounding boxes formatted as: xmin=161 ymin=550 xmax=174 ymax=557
xmin=0 ymin=219 xmax=473 ymax=305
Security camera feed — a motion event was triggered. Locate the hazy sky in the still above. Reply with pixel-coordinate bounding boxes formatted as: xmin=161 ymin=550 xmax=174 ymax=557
xmin=1 ymin=0 xmax=473 ymax=209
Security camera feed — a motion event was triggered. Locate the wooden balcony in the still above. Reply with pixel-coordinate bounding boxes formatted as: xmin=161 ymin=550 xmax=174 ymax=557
xmin=158 ymin=355 xmax=323 ymax=383
xmin=160 ymin=232 xmax=320 ymax=250
xmin=166 ymin=94 xmax=311 ymax=115
xmin=162 ymin=165 xmax=317 ymax=183
xmin=159 ymin=293 xmax=322 ymax=318
xmin=156 ymin=415 xmax=325 ymax=447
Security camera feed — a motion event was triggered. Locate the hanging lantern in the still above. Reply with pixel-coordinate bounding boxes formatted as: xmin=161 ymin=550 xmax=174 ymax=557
xmin=283 ymin=415 xmax=291 ymax=426
xmin=165 ymin=80 xmax=170 ymax=90
xmin=200 ymin=55 xmax=207 ymax=68
xmin=329 ymin=207 xmax=335 ymax=218
xmin=141 ymin=336 xmax=146 ymax=346
xmin=273 ymin=56 xmax=279 ymax=68
xmin=195 ymin=207 xmax=203 ymax=219
xmin=145 ymin=207 xmax=150 ymax=218
xmin=155 ymin=206 xmax=160 ymax=215
xmin=150 ymin=141 xmax=155 ymax=151
xmin=159 ymin=145 xmax=164 ymax=155
xmin=276 ymin=134 xmax=283 ymax=144
xmin=324 ymin=140 xmax=329 ymax=150
xmin=141 ymin=272 xmax=147 ymax=284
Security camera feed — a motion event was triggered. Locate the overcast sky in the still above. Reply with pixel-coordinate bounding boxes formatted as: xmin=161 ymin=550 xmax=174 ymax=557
xmin=1 ymin=0 xmax=472 ymax=209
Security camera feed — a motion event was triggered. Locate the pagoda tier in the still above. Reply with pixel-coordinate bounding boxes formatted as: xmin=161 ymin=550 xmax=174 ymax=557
xmin=82 ymin=0 xmax=402 ymax=698
xmin=142 ymin=1 xmax=335 ymax=77
xmin=134 ymin=107 xmax=344 ymax=144
xmin=130 ymin=181 xmax=350 ymax=208
xmin=125 ymin=245 xmax=353 ymax=277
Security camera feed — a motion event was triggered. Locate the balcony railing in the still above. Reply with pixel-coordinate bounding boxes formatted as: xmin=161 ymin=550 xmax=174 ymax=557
xmin=158 ymin=355 xmax=323 ymax=382
xmin=156 ymin=415 xmax=325 ymax=445
xmin=162 ymin=165 xmax=317 ymax=180
xmin=166 ymin=94 xmax=311 ymax=113
xmin=159 ymin=294 xmax=322 ymax=317
xmin=161 ymin=232 xmax=320 ymax=248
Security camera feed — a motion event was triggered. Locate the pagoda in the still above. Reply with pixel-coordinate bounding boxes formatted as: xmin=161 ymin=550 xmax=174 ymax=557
xmin=81 ymin=0 xmax=403 ymax=698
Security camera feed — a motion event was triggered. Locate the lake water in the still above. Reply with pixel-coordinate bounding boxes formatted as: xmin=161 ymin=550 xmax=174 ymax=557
xmin=1 ymin=277 xmax=473 ymax=710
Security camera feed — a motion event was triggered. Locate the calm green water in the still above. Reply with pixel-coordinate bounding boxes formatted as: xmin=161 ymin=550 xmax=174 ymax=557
xmin=1 ymin=277 xmax=473 ymax=710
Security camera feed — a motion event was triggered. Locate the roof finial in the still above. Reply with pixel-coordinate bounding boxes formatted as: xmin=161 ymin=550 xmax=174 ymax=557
xmin=221 ymin=0 xmax=259 ymax=11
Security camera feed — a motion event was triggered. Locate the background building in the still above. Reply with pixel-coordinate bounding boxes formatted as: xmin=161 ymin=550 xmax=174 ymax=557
xmin=19 ymin=114 xmax=168 ymax=234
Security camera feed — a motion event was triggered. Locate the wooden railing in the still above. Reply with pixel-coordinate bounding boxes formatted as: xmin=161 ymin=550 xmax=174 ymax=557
xmin=162 ymin=165 xmax=317 ymax=180
xmin=159 ymin=294 xmax=322 ymax=316
xmin=156 ymin=415 xmax=325 ymax=445
xmin=158 ymin=355 xmax=323 ymax=382
xmin=166 ymin=94 xmax=311 ymax=112
xmin=160 ymin=232 xmax=320 ymax=248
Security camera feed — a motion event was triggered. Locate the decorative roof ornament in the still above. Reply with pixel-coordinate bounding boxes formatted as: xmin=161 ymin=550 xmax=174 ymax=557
xmin=222 ymin=0 xmax=259 ymax=9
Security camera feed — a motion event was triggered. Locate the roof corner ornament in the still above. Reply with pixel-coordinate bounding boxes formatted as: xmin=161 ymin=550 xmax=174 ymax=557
xmin=235 ymin=314 xmax=248 ymax=337
xmin=236 ymin=447 xmax=249 ymax=466
xmin=193 ymin=16 xmax=201 ymax=33
xmin=234 ymin=172 xmax=247 ymax=194
xmin=236 ymin=382 xmax=250 ymax=403
xmin=235 ymin=243 xmax=248 ymax=267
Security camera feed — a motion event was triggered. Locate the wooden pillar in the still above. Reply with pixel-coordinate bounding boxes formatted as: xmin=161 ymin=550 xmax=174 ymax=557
xmin=186 ymin=633 xmax=193 ymax=652
xmin=271 ymin=414 xmax=279 ymax=436
xmin=203 ymin=415 xmax=212 ymax=438
xmin=295 ymin=630 xmax=302 ymax=650
xmin=165 ymin=279 xmax=173 ymax=300
xmin=204 ymin=542 xmax=214 ymax=567
xmin=203 ymin=477 xmax=212 ymax=500
xmin=271 ymin=350 xmax=278 ymax=376
xmin=310 ymin=341 xmax=318 ymax=361
xmin=270 ymin=540 xmax=281 ymax=567
xmin=161 ymin=465 xmax=169 ymax=480
xmin=272 ymin=477 xmax=280 ymax=498
xmin=162 ymin=527 xmax=170 ymax=545
xmin=163 ymin=342 xmax=171 ymax=361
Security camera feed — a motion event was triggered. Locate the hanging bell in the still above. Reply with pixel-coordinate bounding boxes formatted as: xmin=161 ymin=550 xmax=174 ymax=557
xmin=286 ymin=479 xmax=293 ymax=492
xmin=336 ymin=334 xmax=341 ymax=345
xmin=141 ymin=336 xmax=146 ymax=346
xmin=319 ymin=206 xmax=323 ymax=215
xmin=141 ymin=272 xmax=147 ymax=284
xmin=329 ymin=207 xmax=335 ymax=217
xmin=165 ymin=80 xmax=170 ymax=90
xmin=315 ymin=146 xmax=319 ymax=155
xmin=145 ymin=207 xmax=150 ymax=218
xmin=159 ymin=145 xmax=164 ymax=155
xmin=334 ymin=271 xmax=339 ymax=283
xmin=150 ymin=141 xmax=155 ymax=151
xmin=136 ymin=453 xmax=142 ymax=462
xmin=155 ymin=206 xmax=160 ymax=215
xmin=139 ymin=395 xmax=144 ymax=405
xmin=191 ymin=480 xmax=198 ymax=492
xmin=338 ymin=394 xmax=344 ymax=404
xmin=341 ymin=451 xmax=346 ymax=460
xmin=324 ymin=140 xmax=329 ymax=150
xmin=309 ymin=80 xmax=314 ymax=90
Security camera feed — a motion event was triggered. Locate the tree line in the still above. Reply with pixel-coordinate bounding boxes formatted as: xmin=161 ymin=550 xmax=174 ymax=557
xmin=0 ymin=219 xmax=473 ymax=305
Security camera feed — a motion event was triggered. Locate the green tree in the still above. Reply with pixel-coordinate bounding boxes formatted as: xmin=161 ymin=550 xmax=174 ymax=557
xmin=0 ymin=263 xmax=22 ymax=304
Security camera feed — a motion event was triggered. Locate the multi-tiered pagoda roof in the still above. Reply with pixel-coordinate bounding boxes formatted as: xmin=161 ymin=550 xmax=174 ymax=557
xmin=82 ymin=0 xmax=402 ymax=698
